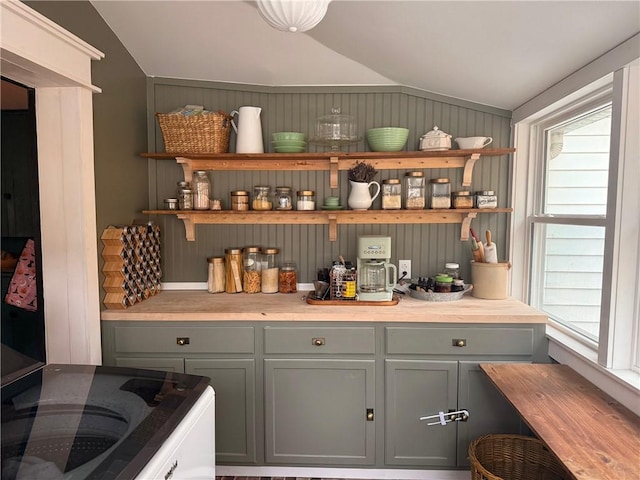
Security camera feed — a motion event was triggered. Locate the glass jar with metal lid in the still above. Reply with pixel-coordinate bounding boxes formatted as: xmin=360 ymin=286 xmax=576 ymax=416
xmin=224 ymin=248 xmax=243 ymax=293
xmin=243 ymin=246 xmax=262 ymax=293
xmin=404 ymin=172 xmax=425 ymax=209
xmin=452 ymin=190 xmax=474 ymax=209
xmin=261 ymin=247 xmax=279 ymax=293
xmin=274 ymin=186 xmax=293 ymax=211
xmin=296 ymin=190 xmax=316 ymax=210
xmin=231 ymin=190 xmax=249 ymax=211
xmin=252 ymin=185 xmax=273 ymax=210
xmin=429 ymin=178 xmax=451 ymax=209
xmin=177 ymin=187 xmax=193 ymax=210
xmin=192 ymin=170 xmax=211 ymax=210
xmin=207 ymin=257 xmax=225 ymax=293
xmin=382 ymin=179 xmax=402 ymax=210
xmin=279 ymin=262 xmax=297 ymax=293
xmin=475 ymin=190 xmax=498 ymax=209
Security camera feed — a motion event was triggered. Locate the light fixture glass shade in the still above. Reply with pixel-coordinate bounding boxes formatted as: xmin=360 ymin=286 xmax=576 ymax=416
xmin=256 ymin=0 xmax=332 ymax=33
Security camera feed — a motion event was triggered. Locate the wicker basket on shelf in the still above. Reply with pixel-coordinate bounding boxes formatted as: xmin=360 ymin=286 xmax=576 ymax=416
xmin=156 ymin=110 xmax=232 ymax=153
xmin=469 ymin=434 xmax=569 ymax=480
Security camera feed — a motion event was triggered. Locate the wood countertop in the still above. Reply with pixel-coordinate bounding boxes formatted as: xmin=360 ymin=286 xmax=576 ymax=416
xmin=101 ymin=290 xmax=548 ymax=323
xmin=480 ymin=363 xmax=640 ymax=480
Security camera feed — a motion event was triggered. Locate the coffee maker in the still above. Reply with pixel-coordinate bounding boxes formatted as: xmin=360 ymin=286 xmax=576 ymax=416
xmin=356 ymin=235 xmax=397 ymax=301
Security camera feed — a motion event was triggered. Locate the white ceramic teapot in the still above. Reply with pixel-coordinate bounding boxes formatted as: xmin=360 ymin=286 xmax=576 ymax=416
xmin=419 ymin=126 xmax=452 ymax=151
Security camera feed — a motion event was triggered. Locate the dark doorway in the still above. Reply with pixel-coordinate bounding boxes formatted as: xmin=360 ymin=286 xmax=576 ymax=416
xmin=1 ymin=77 xmax=46 ymax=383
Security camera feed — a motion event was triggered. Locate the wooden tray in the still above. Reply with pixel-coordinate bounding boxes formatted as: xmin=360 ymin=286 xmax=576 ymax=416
xmin=305 ymin=293 xmax=399 ymax=306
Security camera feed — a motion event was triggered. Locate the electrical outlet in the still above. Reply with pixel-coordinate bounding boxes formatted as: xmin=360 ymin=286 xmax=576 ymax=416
xmin=399 ymin=260 xmax=411 ymax=281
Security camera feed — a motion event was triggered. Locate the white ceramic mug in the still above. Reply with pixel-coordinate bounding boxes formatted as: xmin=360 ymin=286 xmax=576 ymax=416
xmin=454 ymin=136 xmax=493 ymax=149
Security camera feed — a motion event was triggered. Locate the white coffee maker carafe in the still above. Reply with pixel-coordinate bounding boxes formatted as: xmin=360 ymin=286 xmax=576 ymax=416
xmin=356 ymin=235 xmax=397 ymax=301
xmin=231 ymin=106 xmax=264 ymax=153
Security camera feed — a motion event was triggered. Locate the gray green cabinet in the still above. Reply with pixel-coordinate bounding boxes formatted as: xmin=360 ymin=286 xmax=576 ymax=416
xmin=100 ymin=322 xmax=257 ymax=464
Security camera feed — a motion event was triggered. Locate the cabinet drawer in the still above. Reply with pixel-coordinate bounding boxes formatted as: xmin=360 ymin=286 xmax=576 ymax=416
xmin=386 ymin=327 xmax=534 ymax=356
xmin=113 ymin=325 xmax=254 ymax=354
xmin=264 ymin=326 xmax=375 ymax=354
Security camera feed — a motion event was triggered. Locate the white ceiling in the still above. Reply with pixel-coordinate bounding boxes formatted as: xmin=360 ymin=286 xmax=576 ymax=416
xmin=90 ymin=0 xmax=640 ymax=110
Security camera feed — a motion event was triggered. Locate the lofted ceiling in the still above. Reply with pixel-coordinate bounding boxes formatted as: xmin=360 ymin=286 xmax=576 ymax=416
xmin=90 ymin=1 xmax=640 ymax=110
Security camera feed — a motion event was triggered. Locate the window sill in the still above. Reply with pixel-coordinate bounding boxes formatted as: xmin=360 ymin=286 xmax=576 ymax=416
xmin=546 ymin=323 xmax=640 ymax=416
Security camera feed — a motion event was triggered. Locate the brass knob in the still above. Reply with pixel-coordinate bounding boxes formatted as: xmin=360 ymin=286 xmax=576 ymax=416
xmin=312 ymin=338 xmax=325 ymax=346
xmin=176 ymin=337 xmax=190 ymax=346
xmin=452 ymin=338 xmax=466 ymax=347
xmin=457 ymin=340 xmax=465 ymax=347
xmin=367 ymin=412 xmax=374 ymax=421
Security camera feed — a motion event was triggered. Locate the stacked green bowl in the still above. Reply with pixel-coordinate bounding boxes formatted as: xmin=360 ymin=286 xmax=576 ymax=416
xmin=272 ymin=132 xmax=306 ymax=153
xmin=366 ymin=127 xmax=409 ymax=152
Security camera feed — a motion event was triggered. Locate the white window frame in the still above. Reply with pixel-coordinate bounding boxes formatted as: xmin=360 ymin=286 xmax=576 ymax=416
xmin=510 ymin=39 xmax=639 ymax=415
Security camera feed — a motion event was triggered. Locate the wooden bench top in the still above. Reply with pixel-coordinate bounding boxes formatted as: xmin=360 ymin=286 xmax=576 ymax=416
xmin=480 ymin=363 xmax=640 ymax=480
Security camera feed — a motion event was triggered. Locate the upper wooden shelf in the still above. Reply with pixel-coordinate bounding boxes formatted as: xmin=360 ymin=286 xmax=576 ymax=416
xmin=141 ymin=148 xmax=515 ymax=188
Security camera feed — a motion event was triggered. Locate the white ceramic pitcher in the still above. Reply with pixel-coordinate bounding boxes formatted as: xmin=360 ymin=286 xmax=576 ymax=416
xmin=348 ymin=180 xmax=380 ymax=210
xmin=231 ymin=106 xmax=264 ymax=153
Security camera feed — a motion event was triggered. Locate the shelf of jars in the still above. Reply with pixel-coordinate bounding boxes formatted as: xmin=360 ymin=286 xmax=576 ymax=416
xmin=140 ymin=148 xmax=515 ymax=189
xmin=142 ymin=208 xmax=513 ymax=242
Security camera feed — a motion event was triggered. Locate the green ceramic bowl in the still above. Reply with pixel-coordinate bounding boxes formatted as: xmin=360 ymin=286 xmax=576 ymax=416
xmin=366 ymin=127 xmax=409 ymax=152
xmin=272 ymin=131 xmax=306 ymax=142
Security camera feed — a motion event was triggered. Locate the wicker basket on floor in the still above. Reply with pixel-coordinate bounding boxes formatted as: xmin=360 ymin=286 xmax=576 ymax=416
xmin=469 ymin=434 xmax=569 ymax=480
xmin=156 ymin=110 xmax=232 ymax=153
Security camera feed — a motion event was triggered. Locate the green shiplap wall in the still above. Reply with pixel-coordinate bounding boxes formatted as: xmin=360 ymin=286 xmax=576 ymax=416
xmin=148 ymin=78 xmax=512 ymax=284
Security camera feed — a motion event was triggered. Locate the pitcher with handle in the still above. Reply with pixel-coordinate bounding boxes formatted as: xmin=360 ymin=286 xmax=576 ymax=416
xmin=348 ymin=180 xmax=381 ymax=210
xmin=231 ymin=106 xmax=264 ymax=153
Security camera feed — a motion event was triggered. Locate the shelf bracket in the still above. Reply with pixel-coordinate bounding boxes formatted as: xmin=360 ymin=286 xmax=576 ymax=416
xmin=329 ymin=156 xmax=339 ymax=189
xmin=460 ymin=212 xmax=477 ymax=241
xmin=462 ymin=153 xmax=481 ymax=187
xmin=328 ymin=213 xmax=337 ymax=242
xmin=176 ymin=214 xmax=196 ymax=241
xmin=176 ymin=157 xmax=193 ymax=183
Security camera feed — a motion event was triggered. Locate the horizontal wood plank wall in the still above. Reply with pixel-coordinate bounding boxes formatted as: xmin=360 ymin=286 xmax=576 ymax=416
xmin=148 ymin=79 xmax=512 ymax=284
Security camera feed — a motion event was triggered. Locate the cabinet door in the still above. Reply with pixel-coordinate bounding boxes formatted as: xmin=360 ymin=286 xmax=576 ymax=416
xmin=457 ymin=361 xmax=527 ymax=466
xmin=185 ymin=358 xmax=256 ymax=464
xmin=264 ymin=359 xmax=375 ymax=465
xmin=114 ymin=356 xmax=185 ymax=373
xmin=385 ymin=359 xmax=458 ymax=467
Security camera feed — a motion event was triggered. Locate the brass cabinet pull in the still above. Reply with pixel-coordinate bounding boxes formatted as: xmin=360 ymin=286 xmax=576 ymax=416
xmin=452 ymin=338 xmax=466 ymax=347
xmin=312 ymin=337 xmax=325 ymax=346
xmin=176 ymin=337 xmax=190 ymax=346
xmin=366 ymin=408 xmax=374 ymax=421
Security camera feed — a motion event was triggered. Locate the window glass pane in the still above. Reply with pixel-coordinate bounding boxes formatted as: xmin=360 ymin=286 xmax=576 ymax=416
xmin=544 ymin=106 xmax=611 ymax=215
xmin=531 ymin=223 xmax=604 ymax=340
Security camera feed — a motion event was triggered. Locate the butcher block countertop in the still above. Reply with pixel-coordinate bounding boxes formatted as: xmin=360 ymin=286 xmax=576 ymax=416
xmin=481 ymin=363 xmax=640 ymax=480
xmin=101 ymin=290 xmax=548 ymax=323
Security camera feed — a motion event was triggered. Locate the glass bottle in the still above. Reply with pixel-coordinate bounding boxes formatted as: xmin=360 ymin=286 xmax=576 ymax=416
xmin=444 ymin=262 xmax=460 ymax=279
xmin=231 ymin=190 xmax=249 ymax=211
xmin=252 ymin=185 xmax=273 ymax=210
xmin=177 ymin=187 xmax=193 ymax=210
xmin=429 ymin=178 xmax=451 ymax=209
xmin=261 ymin=247 xmax=279 ymax=293
xmin=192 ymin=170 xmax=211 ymax=210
xmin=296 ymin=190 xmax=316 ymax=210
xmin=404 ymin=171 xmax=425 ymax=209
xmin=279 ymin=262 xmax=297 ymax=293
xmin=224 ymin=248 xmax=243 ymax=293
xmin=207 ymin=257 xmax=225 ymax=293
xmin=274 ymin=186 xmax=293 ymax=211
xmin=243 ymin=246 xmax=262 ymax=293
xmin=382 ymin=179 xmax=402 ymax=210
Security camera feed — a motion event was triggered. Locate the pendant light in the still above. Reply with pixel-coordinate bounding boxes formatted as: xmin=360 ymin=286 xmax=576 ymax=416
xmin=256 ymin=0 xmax=332 ymax=33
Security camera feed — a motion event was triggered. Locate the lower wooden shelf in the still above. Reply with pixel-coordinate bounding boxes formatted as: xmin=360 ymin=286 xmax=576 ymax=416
xmin=143 ymin=208 xmax=512 ymax=242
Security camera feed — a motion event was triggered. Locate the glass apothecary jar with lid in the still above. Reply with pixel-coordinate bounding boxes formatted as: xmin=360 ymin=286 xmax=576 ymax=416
xmin=261 ymin=247 xmax=279 ymax=293
xmin=192 ymin=170 xmax=211 ymax=210
xmin=296 ymin=190 xmax=316 ymax=210
xmin=279 ymin=262 xmax=297 ymax=293
xmin=382 ymin=179 xmax=402 ymax=210
xmin=452 ymin=190 xmax=473 ymax=209
xmin=274 ymin=186 xmax=293 ymax=211
xmin=429 ymin=178 xmax=451 ymax=209
xmin=404 ymin=172 xmax=425 ymax=209
xmin=243 ymin=246 xmax=262 ymax=293
xmin=252 ymin=185 xmax=273 ymax=210
xmin=231 ymin=190 xmax=249 ymax=211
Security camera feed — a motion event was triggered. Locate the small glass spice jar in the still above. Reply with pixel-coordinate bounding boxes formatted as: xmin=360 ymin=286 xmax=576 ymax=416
xmin=177 ymin=187 xmax=193 ymax=210
xmin=252 ymin=185 xmax=273 ymax=210
xmin=475 ymin=190 xmax=498 ymax=209
xmin=296 ymin=190 xmax=316 ymax=210
xmin=382 ymin=179 xmax=402 ymax=210
xmin=444 ymin=262 xmax=460 ymax=279
xmin=224 ymin=248 xmax=243 ymax=293
xmin=192 ymin=170 xmax=211 ymax=210
xmin=434 ymin=274 xmax=453 ymax=293
xmin=261 ymin=247 xmax=279 ymax=293
xmin=452 ymin=190 xmax=474 ymax=209
xmin=429 ymin=178 xmax=451 ymax=209
xmin=274 ymin=186 xmax=293 ymax=210
xmin=207 ymin=257 xmax=225 ymax=293
xmin=243 ymin=246 xmax=262 ymax=293
xmin=451 ymin=278 xmax=465 ymax=292
xmin=164 ymin=198 xmax=178 ymax=210
xmin=231 ymin=190 xmax=249 ymax=211
xmin=404 ymin=172 xmax=425 ymax=209
xmin=279 ymin=262 xmax=297 ymax=293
